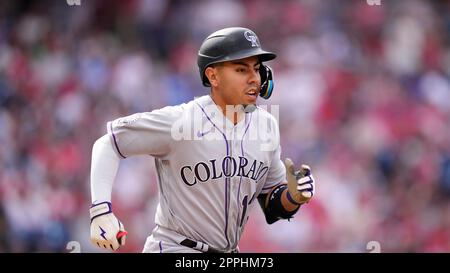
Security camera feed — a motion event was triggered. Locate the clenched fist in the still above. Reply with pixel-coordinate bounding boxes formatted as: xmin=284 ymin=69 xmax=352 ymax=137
xmin=90 ymin=202 xmax=127 ymax=251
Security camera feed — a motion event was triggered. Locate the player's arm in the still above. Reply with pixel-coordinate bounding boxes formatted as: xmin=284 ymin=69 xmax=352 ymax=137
xmin=89 ymin=134 xmax=127 ymax=251
xmin=258 ymin=159 xmax=315 ymax=224
xmin=89 ymin=108 xmax=178 ymax=251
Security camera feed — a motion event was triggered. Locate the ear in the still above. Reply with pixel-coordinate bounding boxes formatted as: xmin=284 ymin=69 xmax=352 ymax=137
xmin=205 ymin=66 xmax=219 ymax=87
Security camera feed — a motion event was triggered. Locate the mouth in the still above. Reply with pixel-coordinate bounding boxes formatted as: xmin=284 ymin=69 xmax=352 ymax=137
xmin=245 ymin=89 xmax=258 ymax=100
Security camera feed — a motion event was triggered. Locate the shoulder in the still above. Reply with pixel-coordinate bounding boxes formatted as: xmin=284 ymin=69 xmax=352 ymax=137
xmin=144 ymin=97 xmax=200 ymax=121
xmin=254 ymin=105 xmax=279 ymax=127
xmin=111 ymin=98 xmax=198 ymax=128
xmin=251 ymin=105 xmax=281 ymax=146
xmin=142 ymin=96 xmax=213 ymax=125
xmin=158 ymin=95 xmax=210 ymax=113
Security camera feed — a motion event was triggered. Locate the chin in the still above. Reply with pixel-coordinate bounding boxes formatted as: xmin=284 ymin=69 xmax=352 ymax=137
xmin=245 ymin=98 xmax=257 ymax=105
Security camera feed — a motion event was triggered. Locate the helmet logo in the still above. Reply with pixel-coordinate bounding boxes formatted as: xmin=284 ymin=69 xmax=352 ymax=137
xmin=244 ymin=31 xmax=259 ymax=47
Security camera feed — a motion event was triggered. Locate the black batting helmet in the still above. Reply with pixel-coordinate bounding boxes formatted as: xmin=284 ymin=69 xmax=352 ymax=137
xmin=197 ymin=27 xmax=277 ymax=99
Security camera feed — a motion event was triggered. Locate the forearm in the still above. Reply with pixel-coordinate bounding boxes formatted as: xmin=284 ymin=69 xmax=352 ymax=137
xmin=90 ymin=134 xmax=121 ymax=203
xmin=258 ymin=183 xmax=301 ymax=224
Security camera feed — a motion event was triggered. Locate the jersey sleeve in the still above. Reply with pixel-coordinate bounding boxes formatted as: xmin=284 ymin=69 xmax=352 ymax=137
xmin=107 ymin=105 xmax=183 ymax=159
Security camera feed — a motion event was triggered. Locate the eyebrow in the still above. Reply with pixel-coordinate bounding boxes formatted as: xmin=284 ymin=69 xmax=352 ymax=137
xmin=230 ymin=61 xmax=260 ymax=67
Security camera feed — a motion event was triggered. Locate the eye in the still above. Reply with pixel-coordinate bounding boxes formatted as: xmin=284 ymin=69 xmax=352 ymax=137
xmin=236 ymin=67 xmax=246 ymax=73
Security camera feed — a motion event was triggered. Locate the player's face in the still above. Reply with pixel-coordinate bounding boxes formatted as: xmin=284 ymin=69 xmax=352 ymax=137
xmin=215 ymin=56 xmax=261 ymax=107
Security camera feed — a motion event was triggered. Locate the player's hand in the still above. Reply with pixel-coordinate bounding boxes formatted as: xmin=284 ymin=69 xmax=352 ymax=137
xmin=284 ymin=158 xmax=315 ymax=205
xmin=90 ymin=201 xmax=128 ymax=251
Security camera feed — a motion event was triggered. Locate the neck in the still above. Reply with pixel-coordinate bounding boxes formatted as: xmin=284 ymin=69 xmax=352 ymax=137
xmin=210 ymin=92 xmax=243 ymax=125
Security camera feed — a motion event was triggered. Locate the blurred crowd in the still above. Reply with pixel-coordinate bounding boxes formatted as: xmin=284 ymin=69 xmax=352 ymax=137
xmin=0 ymin=0 xmax=450 ymax=252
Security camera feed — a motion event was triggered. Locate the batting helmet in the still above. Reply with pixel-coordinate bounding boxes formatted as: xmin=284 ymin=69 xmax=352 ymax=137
xmin=197 ymin=27 xmax=277 ymax=99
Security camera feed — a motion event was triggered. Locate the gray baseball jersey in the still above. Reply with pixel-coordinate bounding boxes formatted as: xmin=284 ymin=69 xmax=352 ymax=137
xmin=107 ymin=95 xmax=285 ymax=252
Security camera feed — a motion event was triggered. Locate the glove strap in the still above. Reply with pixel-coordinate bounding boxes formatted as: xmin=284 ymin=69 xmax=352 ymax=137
xmin=286 ymin=190 xmax=302 ymax=205
xmin=90 ymin=201 xmax=112 ymax=223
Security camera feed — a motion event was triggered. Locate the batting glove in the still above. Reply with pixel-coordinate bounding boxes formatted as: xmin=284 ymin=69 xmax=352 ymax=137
xmin=90 ymin=201 xmax=128 ymax=251
xmin=284 ymin=158 xmax=315 ymax=205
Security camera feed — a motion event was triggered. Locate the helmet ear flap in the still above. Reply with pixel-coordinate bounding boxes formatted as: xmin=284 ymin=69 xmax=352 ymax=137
xmin=259 ymin=65 xmax=274 ymax=99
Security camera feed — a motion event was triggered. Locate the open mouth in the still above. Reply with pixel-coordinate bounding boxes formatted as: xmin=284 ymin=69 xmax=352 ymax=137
xmin=245 ymin=90 xmax=258 ymax=99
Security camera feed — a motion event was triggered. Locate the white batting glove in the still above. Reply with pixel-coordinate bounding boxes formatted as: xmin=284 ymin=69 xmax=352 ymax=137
xmin=90 ymin=202 xmax=128 ymax=251
xmin=284 ymin=158 xmax=315 ymax=205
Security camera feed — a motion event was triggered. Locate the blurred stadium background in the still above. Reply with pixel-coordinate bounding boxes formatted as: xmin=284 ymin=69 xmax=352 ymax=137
xmin=0 ymin=0 xmax=450 ymax=252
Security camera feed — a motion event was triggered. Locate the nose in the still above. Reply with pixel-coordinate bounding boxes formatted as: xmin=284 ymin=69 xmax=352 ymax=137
xmin=248 ymin=68 xmax=260 ymax=85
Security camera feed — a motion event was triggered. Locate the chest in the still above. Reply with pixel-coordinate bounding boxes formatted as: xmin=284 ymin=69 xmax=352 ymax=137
xmin=174 ymin=116 xmax=276 ymax=183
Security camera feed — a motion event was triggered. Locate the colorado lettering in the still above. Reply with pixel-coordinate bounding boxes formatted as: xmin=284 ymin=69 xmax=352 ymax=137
xmin=180 ymin=156 xmax=268 ymax=186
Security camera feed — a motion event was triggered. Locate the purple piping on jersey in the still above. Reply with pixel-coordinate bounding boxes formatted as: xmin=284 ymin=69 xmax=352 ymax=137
xmin=159 ymin=241 xmax=162 ymax=253
xmin=235 ymin=112 xmax=252 ymax=239
xmin=195 ymin=101 xmax=230 ymax=248
xmin=109 ymin=122 xmax=126 ymax=159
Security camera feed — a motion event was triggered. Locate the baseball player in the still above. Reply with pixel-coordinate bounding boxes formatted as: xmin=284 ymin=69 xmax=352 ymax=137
xmin=89 ymin=27 xmax=315 ymax=253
